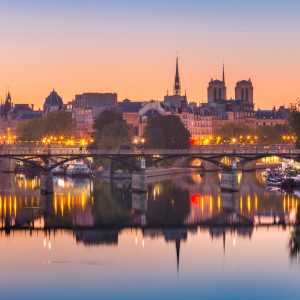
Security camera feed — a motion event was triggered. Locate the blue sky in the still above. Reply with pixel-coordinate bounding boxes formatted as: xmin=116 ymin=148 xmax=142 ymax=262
xmin=0 ymin=0 xmax=299 ymax=107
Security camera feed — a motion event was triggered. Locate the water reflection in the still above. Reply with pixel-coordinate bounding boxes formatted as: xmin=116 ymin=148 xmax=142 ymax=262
xmin=0 ymin=171 xmax=299 ymax=262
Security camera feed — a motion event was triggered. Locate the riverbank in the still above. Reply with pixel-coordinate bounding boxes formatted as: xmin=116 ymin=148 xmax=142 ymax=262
xmin=94 ymin=166 xmax=203 ymax=180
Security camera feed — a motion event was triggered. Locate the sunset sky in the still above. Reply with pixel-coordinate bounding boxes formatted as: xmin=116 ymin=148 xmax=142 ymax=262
xmin=0 ymin=0 xmax=299 ymax=109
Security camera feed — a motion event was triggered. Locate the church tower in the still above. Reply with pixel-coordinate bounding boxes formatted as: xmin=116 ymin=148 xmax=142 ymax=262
xmin=174 ymin=56 xmax=181 ymax=96
xmin=164 ymin=55 xmax=187 ymax=110
xmin=0 ymin=92 xmax=13 ymax=119
xmin=207 ymin=64 xmax=227 ymax=103
xmin=235 ymin=79 xmax=254 ymax=104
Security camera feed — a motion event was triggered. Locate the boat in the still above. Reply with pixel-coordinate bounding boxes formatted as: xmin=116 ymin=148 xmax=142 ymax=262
xmin=51 ymin=165 xmax=66 ymax=176
xmin=66 ymin=163 xmax=91 ymax=177
xmin=266 ymin=175 xmax=282 ymax=187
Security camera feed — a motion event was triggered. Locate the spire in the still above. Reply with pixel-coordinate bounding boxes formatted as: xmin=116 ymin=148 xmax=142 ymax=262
xmin=223 ymin=230 xmax=226 ymax=254
xmin=5 ymin=91 xmax=11 ymax=105
xmin=175 ymin=238 xmax=180 ymax=274
xmin=222 ymin=63 xmax=225 ymax=84
xmin=174 ymin=55 xmax=181 ymax=96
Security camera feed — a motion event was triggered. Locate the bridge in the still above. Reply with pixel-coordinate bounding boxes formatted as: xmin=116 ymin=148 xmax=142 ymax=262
xmin=0 ymin=144 xmax=297 ymax=172
xmin=0 ymin=145 xmax=297 ymax=193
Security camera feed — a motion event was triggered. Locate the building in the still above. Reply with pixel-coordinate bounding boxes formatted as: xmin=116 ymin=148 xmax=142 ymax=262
xmin=180 ymin=107 xmax=213 ymax=143
xmin=138 ymin=101 xmax=169 ymax=137
xmin=0 ymin=92 xmax=42 ymax=134
xmin=74 ymin=93 xmax=117 ymax=108
xmin=72 ymin=92 xmax=118 ymax=138
xmin=119 ymin=99 xmax=143 ymax=136
xmin=0 ymin=92 xmax=13 ymax=119
xmin=235 ymin=79 xmax=254 ymax=104
xmin=10 ymin=104 xmax=42 ymax=121
xmin=200 ymin=65 xmax=258 ymax=132
xmin=163 ymin=57 xmax=187 ymax=111
xmin=43 ymin=89 xmax=64 ymax=113
xmin=207 ymin=65 xmax=226 ymax=103
xmin=256 ymin=106 xmax=288 ymax=127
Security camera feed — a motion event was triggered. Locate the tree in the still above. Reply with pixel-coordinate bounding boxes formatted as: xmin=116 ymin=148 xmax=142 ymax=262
xmin=93 ymin=109 xmax=123 ymax=133
xmin=89 ymin=110 xmax=133 ymax=173
xmin=215 ymin=122 xmax=292 ymax=144
xmin=17 ymin=118 xmax=44 ymax=141
xmin=144 ymin=115 xmax=190 ymax=149
xmin=90 ymin=110 xmax=131 ymax=150
xmin=288 ymin=103 xmax=300 ymax=147
xmin=95 ymin=121 xmax=130 ymax=150
xmin=214 ymin=123 xmax=254 ymax=141
xmin=17 ymin=111 xmax=76 ymax=141
xmin=256 ymin=124 xmax=291 ymax=144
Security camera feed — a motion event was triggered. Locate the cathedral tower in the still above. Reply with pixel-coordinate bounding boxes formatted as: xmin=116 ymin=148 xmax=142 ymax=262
xmin=235 ymin=79 xmax=254 ymax=104
xmin=207 ymin=64 xmax=227 ymax=103
xmin=174 ymin=56 xmax=181 ymax=96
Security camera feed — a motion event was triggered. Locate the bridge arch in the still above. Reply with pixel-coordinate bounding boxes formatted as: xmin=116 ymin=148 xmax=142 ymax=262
xmin=1 ymin=154 xmax=141 ymax=173
xmin=1 ymin=148 xmax=300 ymax=174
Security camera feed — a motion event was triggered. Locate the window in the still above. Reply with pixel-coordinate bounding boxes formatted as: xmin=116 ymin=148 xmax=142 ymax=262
xmin=214 ymin=88 xmax=217 ymax=100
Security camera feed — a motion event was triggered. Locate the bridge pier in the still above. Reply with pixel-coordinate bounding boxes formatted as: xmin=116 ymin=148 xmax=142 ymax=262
xmin=220 ymin=162 xmax=239 ymax=192
xmin=132 ymin=159 xmax=147 ymax=193
xmin=40 ymin=173 xmax=54 ymax=194
xmin=132 ymin=192 xmax=148 ymax=226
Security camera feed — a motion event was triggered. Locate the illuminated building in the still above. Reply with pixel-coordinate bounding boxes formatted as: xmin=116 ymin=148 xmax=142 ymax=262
xmin=0 ymin=92 xmax=42 ymax=134
xmin=179 ymin=109 xmax=213 ymax=141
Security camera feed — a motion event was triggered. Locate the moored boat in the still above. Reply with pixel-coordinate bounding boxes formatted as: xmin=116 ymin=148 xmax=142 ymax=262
xmin=266 ymin=175 xmax=282 ymax=187
xmin=66 ymin=163 xmax=91 ymax=177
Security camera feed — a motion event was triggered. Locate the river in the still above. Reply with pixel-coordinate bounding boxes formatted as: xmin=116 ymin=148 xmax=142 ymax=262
xmin=0 ymin=171 xmax=299 ymax=299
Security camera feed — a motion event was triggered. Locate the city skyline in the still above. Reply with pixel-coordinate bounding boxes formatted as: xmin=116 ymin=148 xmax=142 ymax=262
xmin=0 ymin=0 xmax=300 ymax=108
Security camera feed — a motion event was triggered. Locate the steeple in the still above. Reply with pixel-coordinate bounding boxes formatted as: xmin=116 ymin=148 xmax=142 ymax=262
xmin=174 ymin=56 xmax=181 ymax=96
xmin=175 ymin=238 xmax=180 ymax=274
xmin=1 ymin=91 xmax=13 ymax=118
xmin=222 ymin=63 xmax=225 ymax=84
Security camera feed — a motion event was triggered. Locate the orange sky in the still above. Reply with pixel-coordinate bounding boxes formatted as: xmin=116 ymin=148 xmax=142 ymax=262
xmin=0 ymin=1 xmax=299 ymax=109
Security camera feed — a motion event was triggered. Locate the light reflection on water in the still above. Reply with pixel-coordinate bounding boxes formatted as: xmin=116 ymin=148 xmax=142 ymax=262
xmin=0 ymin=171 xmax=300 ymax=299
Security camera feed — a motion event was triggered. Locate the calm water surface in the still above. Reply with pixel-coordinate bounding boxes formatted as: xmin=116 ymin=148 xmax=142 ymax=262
xmin=0 ymin=171 xmax=300 ymax=299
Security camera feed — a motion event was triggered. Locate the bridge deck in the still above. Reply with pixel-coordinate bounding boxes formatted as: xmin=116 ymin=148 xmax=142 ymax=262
xmin=0 ymin=146 xmax=298 ymax=157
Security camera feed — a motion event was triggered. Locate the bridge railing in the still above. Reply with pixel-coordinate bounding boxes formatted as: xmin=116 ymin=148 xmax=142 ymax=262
xmin=0 ymin=146 xmax=299 ymax=156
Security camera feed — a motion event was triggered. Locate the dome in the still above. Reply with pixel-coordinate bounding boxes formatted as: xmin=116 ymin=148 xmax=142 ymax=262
xmin=44 ymin=89 xmax=63 ymax=112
